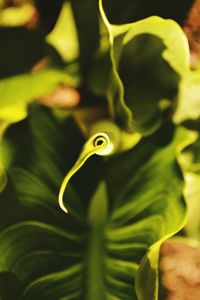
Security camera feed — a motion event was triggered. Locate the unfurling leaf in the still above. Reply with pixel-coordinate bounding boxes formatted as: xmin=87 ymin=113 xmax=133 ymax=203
xmin=99 ymin=0 xmax=190 ymax=135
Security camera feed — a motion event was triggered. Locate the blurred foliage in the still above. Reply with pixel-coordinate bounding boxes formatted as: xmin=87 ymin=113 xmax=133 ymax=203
xmin=0 ymin=0 xmax=200 ymax=299
xmin=99 ymin=3 xmax=190 ymax=134
xmin=46 ymin=2 xmax=79 ymax=62
xmin=0 ymin=106 xmax=193 ymax=300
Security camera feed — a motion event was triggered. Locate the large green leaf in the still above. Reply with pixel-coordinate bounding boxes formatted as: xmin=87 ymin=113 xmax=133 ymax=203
xmin=0 ymin=3 xmax=37 ymax=27
xmin=0 ymin=62 xmax=79 ymax=192
xmin=99 ymin=0 xmax=190 ymax=135
xmin=0 ymin=106 xmax=192 ymax=299
xmin=105 ymin=123 xmax=195 ymax=299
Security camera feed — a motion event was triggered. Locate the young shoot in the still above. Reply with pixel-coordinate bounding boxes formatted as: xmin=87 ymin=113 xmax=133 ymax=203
xmin=58 ymin=121 xmax=120 ymax=213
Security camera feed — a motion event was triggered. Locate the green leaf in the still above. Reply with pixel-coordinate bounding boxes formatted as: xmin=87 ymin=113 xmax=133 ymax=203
xmin=0 ymin=3 xmax=36 ymax=27
xmin=178 ymin=133 xmax=200 ymax=174
xmin=0 ymin=107 xmax=193 ymax=299
xmin=99 ymin=0 xmax=190 ymax=134
xmin=0 ymin=63 xmax=79 ymax=193
xmin=174 ymin=67 xmax=200 ymax=124
xmin=0 ymin=67 xmax=78 ymax=124
xmin=104 ymin=124 xmax=195 ymax=299
xmin=46 ymin=2 xmax=79 ymax=62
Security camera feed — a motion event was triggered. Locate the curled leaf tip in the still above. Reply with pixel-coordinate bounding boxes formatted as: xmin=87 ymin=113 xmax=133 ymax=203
xmin=58 ymin=130 xmax=118 ymax=214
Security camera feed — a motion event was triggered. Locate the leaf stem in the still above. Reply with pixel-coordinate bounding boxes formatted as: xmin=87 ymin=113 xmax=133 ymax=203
xmin=85 ymin=183 xmax=108 ymax=300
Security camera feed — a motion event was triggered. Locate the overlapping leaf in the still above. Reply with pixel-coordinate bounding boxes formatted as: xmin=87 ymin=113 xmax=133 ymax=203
xmin=46 ymin=2 xmax=79 ymax=62
xmin=0 ymin=65 xmax=78 ymax=190
xmin=0 ymin=2 xmax=196 ymax=299
xmin=0 ymin=67 xmax=78 ymax=124
xmin=0 ymin=107 xmax=193 ymax=299
xmin=99 ymin=0 xmax=190 ymax=135
xmin=0 ymin=18 xmax=80 ymax=191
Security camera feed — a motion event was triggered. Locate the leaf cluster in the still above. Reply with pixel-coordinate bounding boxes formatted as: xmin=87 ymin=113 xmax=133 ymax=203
xmin=0 ymin=1 xmax=200 ymax=299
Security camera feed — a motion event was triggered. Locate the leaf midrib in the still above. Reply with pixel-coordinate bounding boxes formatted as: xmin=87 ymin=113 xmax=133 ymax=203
xmin=84 ymin=183 xmax=108 ymax=300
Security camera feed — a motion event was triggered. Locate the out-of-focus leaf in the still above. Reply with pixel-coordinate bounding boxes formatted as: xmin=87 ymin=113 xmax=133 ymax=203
xmin=174 ymin=67 xmax=200 ymax=123
xmin=0 ymin=67 xmax=78 ymax=124
xmin=0 ymin=64 xmax=79 ymax=191
xmin=99 ymin=0 xmax=190 ymax=135
xmin=105 ymin=124 xmax=195 ymax=299
xmin=0 ymin=106 xmax=193 ymax=299
xmin=0 ymin=3 xmax=35 ymax=27
xmin=47 ymin=2 xmax=79 ymax=62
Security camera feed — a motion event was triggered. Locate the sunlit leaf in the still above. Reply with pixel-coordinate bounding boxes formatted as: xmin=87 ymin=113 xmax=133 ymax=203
xmin=47 ymin=2 xmax=79 ymax=62
xmin=0 ymin=68 xmax=78 ymax=124
xmin=0 ymin=3 xmax=35 ymax=27
xmin=99 ymin=0 xmax=190 ymax=135
xmin=0 ymin=63 xmax=79 ymax=192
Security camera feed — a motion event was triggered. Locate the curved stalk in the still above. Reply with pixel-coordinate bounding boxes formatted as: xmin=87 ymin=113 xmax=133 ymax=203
xmin=58 ymin=129 xmax=119 ymax=213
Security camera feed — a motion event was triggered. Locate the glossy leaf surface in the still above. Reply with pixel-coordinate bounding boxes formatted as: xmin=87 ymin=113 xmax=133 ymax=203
xmin=0 ymin=107 xmax=191 ymax=299
xmin=100 ymin=0 xmax=190 ymax=134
